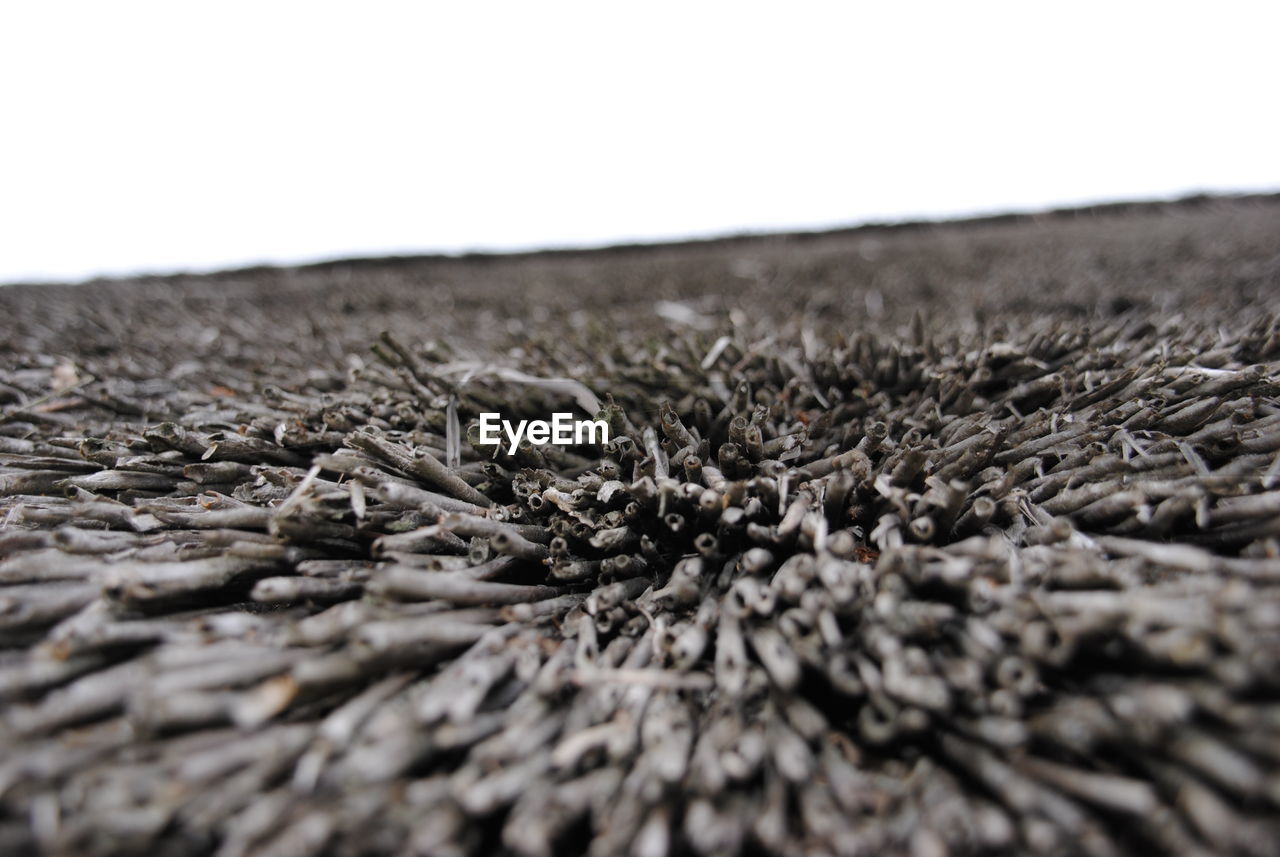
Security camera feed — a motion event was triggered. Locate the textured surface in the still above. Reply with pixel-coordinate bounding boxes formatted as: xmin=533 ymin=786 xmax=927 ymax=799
xmin=2 ymin=195 xmax=1280 ymax=856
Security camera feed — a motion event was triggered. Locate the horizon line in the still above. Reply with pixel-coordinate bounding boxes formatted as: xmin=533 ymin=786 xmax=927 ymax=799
xmin=6 ymin=189 xmax=1278 ymax=288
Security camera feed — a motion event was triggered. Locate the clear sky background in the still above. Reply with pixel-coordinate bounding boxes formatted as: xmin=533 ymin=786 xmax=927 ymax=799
xmin=2 ymin=2 xmax=1277 ymax=283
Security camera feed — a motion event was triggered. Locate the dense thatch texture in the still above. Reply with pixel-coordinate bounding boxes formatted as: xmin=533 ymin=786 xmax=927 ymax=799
xmin=1 ymin=195 xmax=1280 ymax=856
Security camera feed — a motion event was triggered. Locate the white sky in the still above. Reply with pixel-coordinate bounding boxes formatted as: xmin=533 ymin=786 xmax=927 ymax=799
xmin=2 ymin=2 xmax=1277 ymax=283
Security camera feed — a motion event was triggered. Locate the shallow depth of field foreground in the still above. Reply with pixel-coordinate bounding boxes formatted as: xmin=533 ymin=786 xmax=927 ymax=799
xmin=2 ymin=195 xmax=1280 ymax=856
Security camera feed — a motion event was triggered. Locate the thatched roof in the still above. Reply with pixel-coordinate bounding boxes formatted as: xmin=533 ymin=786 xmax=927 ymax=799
xmin=2 ymin=195 xmax=1279 ymax=856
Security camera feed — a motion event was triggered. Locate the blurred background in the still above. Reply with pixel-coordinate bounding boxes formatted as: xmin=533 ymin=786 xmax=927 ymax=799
xmin=1 ymin=1 xmax=1276 ymax=284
